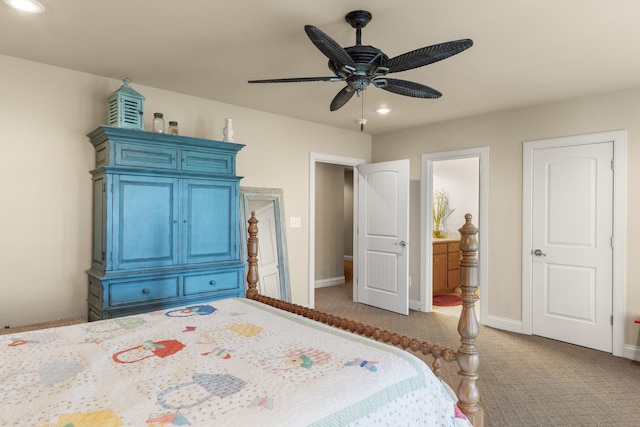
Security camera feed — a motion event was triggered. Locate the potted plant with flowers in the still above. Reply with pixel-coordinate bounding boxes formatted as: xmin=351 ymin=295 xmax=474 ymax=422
xmin=432 ymin=189 xmax=454 ymax=238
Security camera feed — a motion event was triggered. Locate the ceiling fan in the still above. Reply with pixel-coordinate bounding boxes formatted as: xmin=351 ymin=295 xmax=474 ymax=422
xmin=248 ymin=10 xmax=473 ymax=112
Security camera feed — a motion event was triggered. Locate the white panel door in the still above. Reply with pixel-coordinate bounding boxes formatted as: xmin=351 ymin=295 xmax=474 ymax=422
xmin=532 ymin=142 xmax=613 ymax=352
xmin=357 ymin=160 xmax=410 ymax=315
xmin=254 ymin=204 xmax=281 ymax=299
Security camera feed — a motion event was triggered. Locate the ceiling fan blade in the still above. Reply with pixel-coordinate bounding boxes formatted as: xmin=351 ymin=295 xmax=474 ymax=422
xmin=330 ymin=86 xmax=356 ymax=111
xmin=375 ymin=78 xmax=442 ymax=98
xmin=305 ymin=25 xmax=356 ymax=71
xmin=385 ymin=39 xmax=473 ymax=73
xmin=248 ymin=76 xmax=342 ymax=83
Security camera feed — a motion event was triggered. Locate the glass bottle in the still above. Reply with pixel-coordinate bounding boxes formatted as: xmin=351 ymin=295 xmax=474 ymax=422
xmin=152 ymin=112 xmax=165 ymax=133
xmin=168 ymin=121 xmax=179 ymax=135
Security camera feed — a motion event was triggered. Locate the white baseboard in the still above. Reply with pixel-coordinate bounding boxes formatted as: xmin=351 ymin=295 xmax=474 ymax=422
xmin=485 ymin=315 xmax=523 ymax=333
xmin=623 ymin=344 xmax=640 ymax=361
xmin=409 ymin=299 xmax=422 ymax=311
xmin=315 ymin=276 xmax=345 ymax=289
xmin=485 ymin=317 xmax=640 ymax=361
xmin=344 ymin=255 xmax=353 ymax=261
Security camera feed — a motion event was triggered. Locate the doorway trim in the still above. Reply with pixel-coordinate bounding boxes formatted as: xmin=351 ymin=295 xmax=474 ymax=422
xmin=420 ymin=147 xmax=489 ymax=325
xmin=522 ymin=130 xmax=626 ymax=357
xmin=309 ymin=152 xmax=366 ymax=308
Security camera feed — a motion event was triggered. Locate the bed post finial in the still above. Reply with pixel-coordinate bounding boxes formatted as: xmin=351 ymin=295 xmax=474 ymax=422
xmin=246 ymin=211 xmax=259 ymax=299
xmin=456 ymin=213 xmax=483 ymax=426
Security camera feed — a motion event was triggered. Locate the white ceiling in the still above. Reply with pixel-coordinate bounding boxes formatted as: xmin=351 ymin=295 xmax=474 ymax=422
xmin=3 ymin=1 xmax=640 ymax=135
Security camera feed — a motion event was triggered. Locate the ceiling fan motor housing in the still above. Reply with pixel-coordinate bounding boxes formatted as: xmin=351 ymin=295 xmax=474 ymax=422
xmin=328 ymin=45 xmax=389 ymax=77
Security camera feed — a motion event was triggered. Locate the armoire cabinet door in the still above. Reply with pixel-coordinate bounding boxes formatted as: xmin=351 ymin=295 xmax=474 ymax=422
xmin=112 ymin=175 xmax=180 ymax=270
xmin=182 ymin=179 xmax=239 ymax=264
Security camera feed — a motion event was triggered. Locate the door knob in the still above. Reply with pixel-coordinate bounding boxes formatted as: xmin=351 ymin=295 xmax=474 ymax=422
xmin=533 ymin=249 xmax=546 ymax=257
xmin=396 ymin=241 xmax=407 ymax=248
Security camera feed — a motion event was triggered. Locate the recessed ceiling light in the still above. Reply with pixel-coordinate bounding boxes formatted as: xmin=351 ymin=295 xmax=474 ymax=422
xmin=375 ymin=107 xmax=392 ymax=115
xmin=3 ymin=0 xmax=45 ymax=13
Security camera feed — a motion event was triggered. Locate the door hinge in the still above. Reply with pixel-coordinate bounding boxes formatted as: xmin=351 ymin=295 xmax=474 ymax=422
xmin=611 ymin=315 xmax=613 ymax=326
xmin=611 ymin=159 xmax=614 ymax=170
xmin=101 ymin=251 xmax=105 ymax=261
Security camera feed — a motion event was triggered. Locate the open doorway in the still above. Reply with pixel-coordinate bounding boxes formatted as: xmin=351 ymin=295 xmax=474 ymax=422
xmin=311 ymin=155 xmax=411 ymax=315
xmin=313 ymin=164 xmax=355 ymax=310
xmin=313 ymin=163 xmax=353 ymax=290
xmin=421 ymin=147 xmax=489 ymax=324
xmin=430 ymin=158 xmax=479 ymax=317
xmin=308 ymin=153 xmax=364 ymax=308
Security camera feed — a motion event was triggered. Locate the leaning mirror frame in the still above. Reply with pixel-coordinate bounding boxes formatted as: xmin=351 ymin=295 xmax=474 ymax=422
xmin=239 ymin=187 xmax=291 ymax=302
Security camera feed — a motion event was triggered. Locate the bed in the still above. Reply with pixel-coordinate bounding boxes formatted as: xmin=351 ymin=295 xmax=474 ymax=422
xmin=0 ymin=214 xmax=482 ymax=426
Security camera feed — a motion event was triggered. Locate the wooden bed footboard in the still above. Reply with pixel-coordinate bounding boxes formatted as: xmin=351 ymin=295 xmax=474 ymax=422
xmin=246 ymin=212 xmax=483 ymax=426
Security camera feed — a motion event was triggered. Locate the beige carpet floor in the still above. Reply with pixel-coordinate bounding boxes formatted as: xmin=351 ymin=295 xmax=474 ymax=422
xmin=316 ymin=276 xmax=640 ymax=426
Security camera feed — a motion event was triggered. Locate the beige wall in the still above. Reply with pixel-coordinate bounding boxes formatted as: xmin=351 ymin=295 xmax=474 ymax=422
xmin=433 ymin=158 xmax=479 ymax=237
xmin=4 ymin=51 xmax=639 ymax=352
xmin=372 ymin=87 xmax=640 ymax=347
xmin=0 ymin=53 xmax=371 ymax=327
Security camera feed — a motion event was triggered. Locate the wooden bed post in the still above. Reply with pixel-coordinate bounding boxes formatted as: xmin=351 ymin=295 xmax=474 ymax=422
xmin=456 ymin=214 xmax=483 ymax=426
xmin=245 ymin=211 xmax=484 ymax=426
xmin=246 ymin=212 xmax=259 ymax=299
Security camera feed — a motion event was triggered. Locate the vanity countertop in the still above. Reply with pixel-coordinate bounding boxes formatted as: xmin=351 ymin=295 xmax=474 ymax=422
xmin=432 ymin=236 xmax=461 ymax=243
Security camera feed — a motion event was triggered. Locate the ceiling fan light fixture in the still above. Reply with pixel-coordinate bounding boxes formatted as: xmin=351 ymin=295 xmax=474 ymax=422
xmin=375 ymin=107 xmax=392 ymax=115
xmin=3 ymin=0 xmax=45 ymax=13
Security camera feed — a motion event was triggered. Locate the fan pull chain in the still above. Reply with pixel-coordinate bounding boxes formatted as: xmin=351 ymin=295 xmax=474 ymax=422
xmin=360 ymin=91 xmax=365 ymax=132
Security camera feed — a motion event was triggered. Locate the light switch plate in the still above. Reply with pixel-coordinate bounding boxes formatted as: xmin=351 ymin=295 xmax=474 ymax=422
xmin=290 ymin=217 xmax=302 ymax=228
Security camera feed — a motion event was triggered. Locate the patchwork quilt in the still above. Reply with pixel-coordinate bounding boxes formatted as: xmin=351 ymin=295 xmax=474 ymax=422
xmin=1 ymin=298 xmax=471 ymax=426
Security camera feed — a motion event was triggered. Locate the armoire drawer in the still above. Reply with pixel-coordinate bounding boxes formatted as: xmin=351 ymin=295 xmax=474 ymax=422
xmin=181 ymin=150 xmax=234 ymax=175
xmin=109 ymin=276 xmax=180 ymax=305
xmin=183 ymin=269 xmax=243 ymax=296
xmin=115 ymin=142 xmax=178 ymax=170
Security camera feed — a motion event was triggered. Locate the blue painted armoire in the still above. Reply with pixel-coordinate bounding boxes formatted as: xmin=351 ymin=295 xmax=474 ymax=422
xmin=87 ymin=126 xmax=245 ymax=320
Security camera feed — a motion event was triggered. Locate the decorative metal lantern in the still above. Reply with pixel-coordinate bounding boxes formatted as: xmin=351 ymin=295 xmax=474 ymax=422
xmin=107 ymin=78 xmax=145 ymax=130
